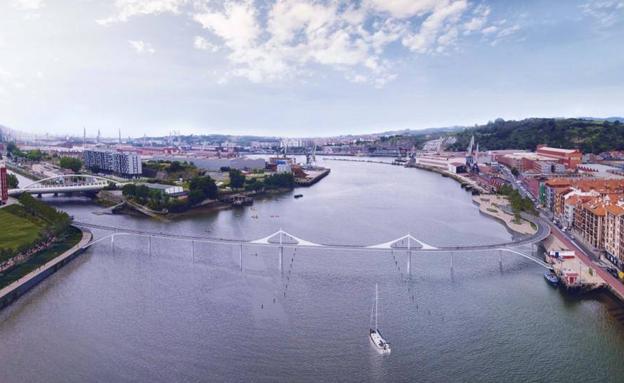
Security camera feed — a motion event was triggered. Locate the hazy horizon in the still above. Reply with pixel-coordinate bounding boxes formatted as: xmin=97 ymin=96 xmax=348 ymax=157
xmin=1 ymin=0 xmax=623 ymax=137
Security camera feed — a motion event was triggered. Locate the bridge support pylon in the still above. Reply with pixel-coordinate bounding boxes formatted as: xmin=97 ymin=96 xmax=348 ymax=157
xmin=239 ymin=243 xmax=243 ymax=271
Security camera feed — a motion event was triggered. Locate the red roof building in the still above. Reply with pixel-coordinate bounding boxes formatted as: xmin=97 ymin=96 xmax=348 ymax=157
xmin=536 ymin=145 xmax=582 ymax=169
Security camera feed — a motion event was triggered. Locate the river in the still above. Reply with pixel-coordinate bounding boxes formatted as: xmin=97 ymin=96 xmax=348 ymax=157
xmin=1 ymin=159 xmax=623 ymax=382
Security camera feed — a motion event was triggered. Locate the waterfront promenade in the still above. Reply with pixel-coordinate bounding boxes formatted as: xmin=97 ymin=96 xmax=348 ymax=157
xmin=0 ymin=228 xmax=92 ymax=310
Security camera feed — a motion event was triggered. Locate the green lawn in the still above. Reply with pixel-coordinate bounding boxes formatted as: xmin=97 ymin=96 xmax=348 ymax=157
xmin=0 ymin=208 xmax=43 ymax=255
xmin=0 ymin=226 xmax=82 ymax=289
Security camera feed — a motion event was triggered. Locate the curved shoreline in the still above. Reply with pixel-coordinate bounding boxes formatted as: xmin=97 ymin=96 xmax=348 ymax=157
xmin=0 ymin=226 xmax=92 ymax=311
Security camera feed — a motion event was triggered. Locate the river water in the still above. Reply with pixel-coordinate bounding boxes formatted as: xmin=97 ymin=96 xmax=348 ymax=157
xmin=2 ymin=160 xmax=624 ymax=382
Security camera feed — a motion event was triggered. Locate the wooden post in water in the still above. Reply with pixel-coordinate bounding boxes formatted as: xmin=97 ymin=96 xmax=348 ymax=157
xmin=111 ymin=234 xmax=115 ymax=252
xmin=148 ymin=235 xmax=152 ymax=256
xmin=191 ymin=240 xmax=195 ymax=263
xmin=499 ymin=249 xmax=503 ymax=271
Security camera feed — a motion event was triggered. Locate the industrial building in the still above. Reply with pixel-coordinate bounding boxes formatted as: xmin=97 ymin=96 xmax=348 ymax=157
xmin=536 ymin=145 xmax=582 ymax=169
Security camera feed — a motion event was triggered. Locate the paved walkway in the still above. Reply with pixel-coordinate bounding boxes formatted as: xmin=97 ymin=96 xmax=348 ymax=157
xmin=0 ymin=228 xmax=92 ymax=301
xmin=473 ymin=195 xmax=537 ymax=235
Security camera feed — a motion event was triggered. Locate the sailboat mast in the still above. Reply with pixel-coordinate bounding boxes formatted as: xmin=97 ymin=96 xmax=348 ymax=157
xmin=375 ymin=283 xmax=378 ymax=330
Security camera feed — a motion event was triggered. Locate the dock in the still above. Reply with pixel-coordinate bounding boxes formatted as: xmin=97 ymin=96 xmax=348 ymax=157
xmin=295 ymin=168 xmax=330 ymax=187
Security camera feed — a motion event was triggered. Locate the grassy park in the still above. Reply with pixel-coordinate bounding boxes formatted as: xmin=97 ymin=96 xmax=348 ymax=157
xmin=0 ymin=207 xmax=45 ymax=261
xmin=0 ymin=195 xmax=81 ymax=289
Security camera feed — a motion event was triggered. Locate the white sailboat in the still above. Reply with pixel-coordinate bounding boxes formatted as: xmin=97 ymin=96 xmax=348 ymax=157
xmin=369 ymin=283 xmax=391 ymax=354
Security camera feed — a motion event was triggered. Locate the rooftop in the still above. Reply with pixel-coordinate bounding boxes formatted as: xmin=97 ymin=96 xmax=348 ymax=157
xmin=537 ymin=147 xmax=580 ymax=154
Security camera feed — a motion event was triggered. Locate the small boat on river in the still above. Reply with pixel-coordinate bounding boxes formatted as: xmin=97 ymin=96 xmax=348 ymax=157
xmin=544 ymin=271 xmax=559 ymax=286
xmin=369 ymin=283 xmax=391 ymax=354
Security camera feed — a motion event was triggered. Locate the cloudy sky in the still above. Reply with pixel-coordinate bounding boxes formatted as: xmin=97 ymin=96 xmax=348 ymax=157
xmin=0 ymin=0 xmax=623 ymax=137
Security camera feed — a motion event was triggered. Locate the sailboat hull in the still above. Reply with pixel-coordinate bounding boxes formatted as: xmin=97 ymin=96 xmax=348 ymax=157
xmin=369 ymin=329 xmax=391 ymax=353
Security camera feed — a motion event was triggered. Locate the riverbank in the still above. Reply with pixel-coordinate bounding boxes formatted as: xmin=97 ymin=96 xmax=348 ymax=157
xmin=0 ymin=226 xmax=91 ymax=310
xmin=117 ymin=186 xmax=295 ymax=220
xmin=472 ymin=194 xmax=537 ymax=235
xmin=406 ymin=163 xmax=488 ymax=194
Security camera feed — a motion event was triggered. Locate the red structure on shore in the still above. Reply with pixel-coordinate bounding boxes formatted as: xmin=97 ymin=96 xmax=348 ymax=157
xmin=536 ymin=145 xmax=582 ymax=169
xmin=0 ymin=163 xmax=8 ymax=204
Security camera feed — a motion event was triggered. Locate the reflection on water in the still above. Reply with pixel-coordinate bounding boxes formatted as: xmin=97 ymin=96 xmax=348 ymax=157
xmin=1 ymin=159 xmax=623 ymax=383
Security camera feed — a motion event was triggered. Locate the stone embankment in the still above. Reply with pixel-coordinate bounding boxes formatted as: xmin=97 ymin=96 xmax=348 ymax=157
xmin=0 ymin=227 xmax=92 ymax=310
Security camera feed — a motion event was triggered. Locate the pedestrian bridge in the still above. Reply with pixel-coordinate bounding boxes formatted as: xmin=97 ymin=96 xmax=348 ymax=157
xmin=75 ymin=219 xmax=551 ymax=269
xmin=8 ymin=174 xmax=128 ymax=196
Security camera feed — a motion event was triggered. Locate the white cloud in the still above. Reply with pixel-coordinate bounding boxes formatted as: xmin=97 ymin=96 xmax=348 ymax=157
xmin=366 ymin=0 xmax=441 ymax=19
xmin=11 ymin=0 xmax=44 ymax=11
xmin=463 ymin=4 xmax=490 ymax=34
xmin=128 ymin=40 xmax=155 ymax=54
xmin=580 ymin=0 xmax=624 ymax=28
xmin=487 ymin=20 xmax=521 ymax=46
xmin=98 ymin=0 xmax=512 ymax=86
xmin=97 ymin=0 xmax=187 ymax=25
xmin=401 ymin=0 xmax=468 ymax=53
xmin=481 ymin=25 xmax=498 ymax=35
xmin=194 ymin=36 xmax=219 ymax=52
xmin=193 ymin=1 xmax=260 ymax=50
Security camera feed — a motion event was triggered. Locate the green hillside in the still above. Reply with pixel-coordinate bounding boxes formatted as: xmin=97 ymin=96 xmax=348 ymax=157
xmin=447 ymin=118 xmax=624 ymax=154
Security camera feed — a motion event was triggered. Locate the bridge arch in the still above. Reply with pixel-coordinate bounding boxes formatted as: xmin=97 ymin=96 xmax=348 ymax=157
xmin=20 ymin=174 xmax=126 ymax=190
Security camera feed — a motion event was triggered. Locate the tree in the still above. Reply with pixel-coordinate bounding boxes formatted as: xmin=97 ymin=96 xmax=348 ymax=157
xmin=188 ymin=189 xmax=205 ymax=206
xmin=511 ymin=167 xmax=519 ymax=177
xmin=169 ymin=161 xmax=183 ymax=172
xmin=229 ymin=169 xmax=246 ymax=189
xmin=59 ymin=157 xmax=83 ymax=172
xmin=7 ymin=173 xmax=18 ymax=188
xmin=26 ymin=149 xmax=43 ymax=161
xmin=264 ymin=173 xmax=295 ymax=189
xmin=6 ymin=142 xmax=25 ymax=158
xmin=189 ymin=175 xmax=218 ymax=199
xmin=122 ymin=183 xmax=137 ymax=197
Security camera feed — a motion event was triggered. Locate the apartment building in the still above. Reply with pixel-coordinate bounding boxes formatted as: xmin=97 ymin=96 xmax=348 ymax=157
xmin=84 ymin=149 xmax=142 ymax=176
xmin=604 ymin=204 xmax=624 ymax=269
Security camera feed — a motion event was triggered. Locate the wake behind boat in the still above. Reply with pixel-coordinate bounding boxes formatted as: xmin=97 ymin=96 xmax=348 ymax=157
xmin=369 ymin=284 xmax=391 ymax=354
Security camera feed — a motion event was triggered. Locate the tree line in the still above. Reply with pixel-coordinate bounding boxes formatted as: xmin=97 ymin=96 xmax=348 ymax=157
xmin=448 ymin=118 xmax=624 ymax=154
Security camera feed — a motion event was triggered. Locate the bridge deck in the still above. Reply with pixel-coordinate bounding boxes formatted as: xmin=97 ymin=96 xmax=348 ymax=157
xmin=74 ymin=212 xmax=550 ymax=253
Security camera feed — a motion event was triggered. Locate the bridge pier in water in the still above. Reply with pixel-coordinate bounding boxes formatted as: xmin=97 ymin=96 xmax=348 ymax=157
xmin=239 ymin=243 xmax=243 ymax=271
xmin=450 ymin=251 xmax=454 ymax=272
